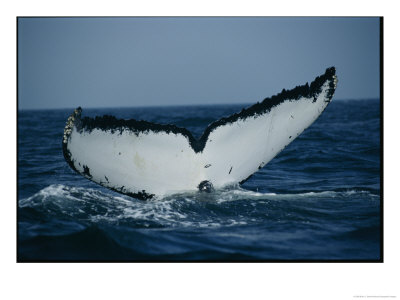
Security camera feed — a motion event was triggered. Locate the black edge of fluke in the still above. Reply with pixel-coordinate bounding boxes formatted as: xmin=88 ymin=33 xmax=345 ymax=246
xmin=198 ymin=67 xmax=336 ymax=149
xmin=62 ymin=107 xmax=82 ymax=174
xmin=68 ymin=67 xmax=336 ymax=154
xmin=108 ymin=187 xmax=154 ymax=201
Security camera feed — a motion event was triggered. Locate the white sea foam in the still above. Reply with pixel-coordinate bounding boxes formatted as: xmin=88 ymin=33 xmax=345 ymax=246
xmin=19 ymin=184 xmax=379 ymax=228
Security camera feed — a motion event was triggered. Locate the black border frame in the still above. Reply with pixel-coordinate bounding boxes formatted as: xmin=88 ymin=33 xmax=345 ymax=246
xmin=16 ymin=16 xmax=384 ymax=263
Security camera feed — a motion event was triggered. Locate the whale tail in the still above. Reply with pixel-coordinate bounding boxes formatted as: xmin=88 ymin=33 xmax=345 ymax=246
xmin=63 ymin=67 xmax=337 ymax=199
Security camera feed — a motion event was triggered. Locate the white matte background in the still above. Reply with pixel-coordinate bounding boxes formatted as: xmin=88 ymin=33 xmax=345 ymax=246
xmin=1 ymin=1 xmax=398 ymax=299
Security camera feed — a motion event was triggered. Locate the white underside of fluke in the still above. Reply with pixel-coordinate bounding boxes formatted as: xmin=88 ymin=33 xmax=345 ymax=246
xmin=64 ymin=70 xmax=337 ymax=199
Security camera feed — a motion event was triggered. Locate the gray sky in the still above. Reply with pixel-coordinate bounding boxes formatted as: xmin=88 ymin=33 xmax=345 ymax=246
xmin=18 ymin=17 xmax=380 ymax=110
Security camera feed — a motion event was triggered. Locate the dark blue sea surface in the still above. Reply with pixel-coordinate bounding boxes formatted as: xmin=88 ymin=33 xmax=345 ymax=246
xmin=18 ymin=99 xmax=381 ymax=261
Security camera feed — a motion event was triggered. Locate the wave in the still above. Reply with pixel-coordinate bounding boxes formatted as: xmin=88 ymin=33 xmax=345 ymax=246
xmin=19 ymin=184 xmax=379 ymax=230
xmin=19 ymin=184 xmax=378 ymax=204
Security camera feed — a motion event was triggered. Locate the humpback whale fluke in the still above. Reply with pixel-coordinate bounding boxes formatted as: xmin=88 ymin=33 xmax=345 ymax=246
xmin=63 ymin=67 xmax=337 ymax=200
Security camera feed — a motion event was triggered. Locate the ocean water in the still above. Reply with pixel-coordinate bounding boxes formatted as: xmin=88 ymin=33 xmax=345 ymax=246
xmin=17 ymin=99 xmax=381 ymax=261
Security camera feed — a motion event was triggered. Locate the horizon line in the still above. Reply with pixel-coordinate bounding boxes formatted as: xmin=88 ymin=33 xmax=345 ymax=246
xmin=17 ymin=97 xmax=380 ymax=111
